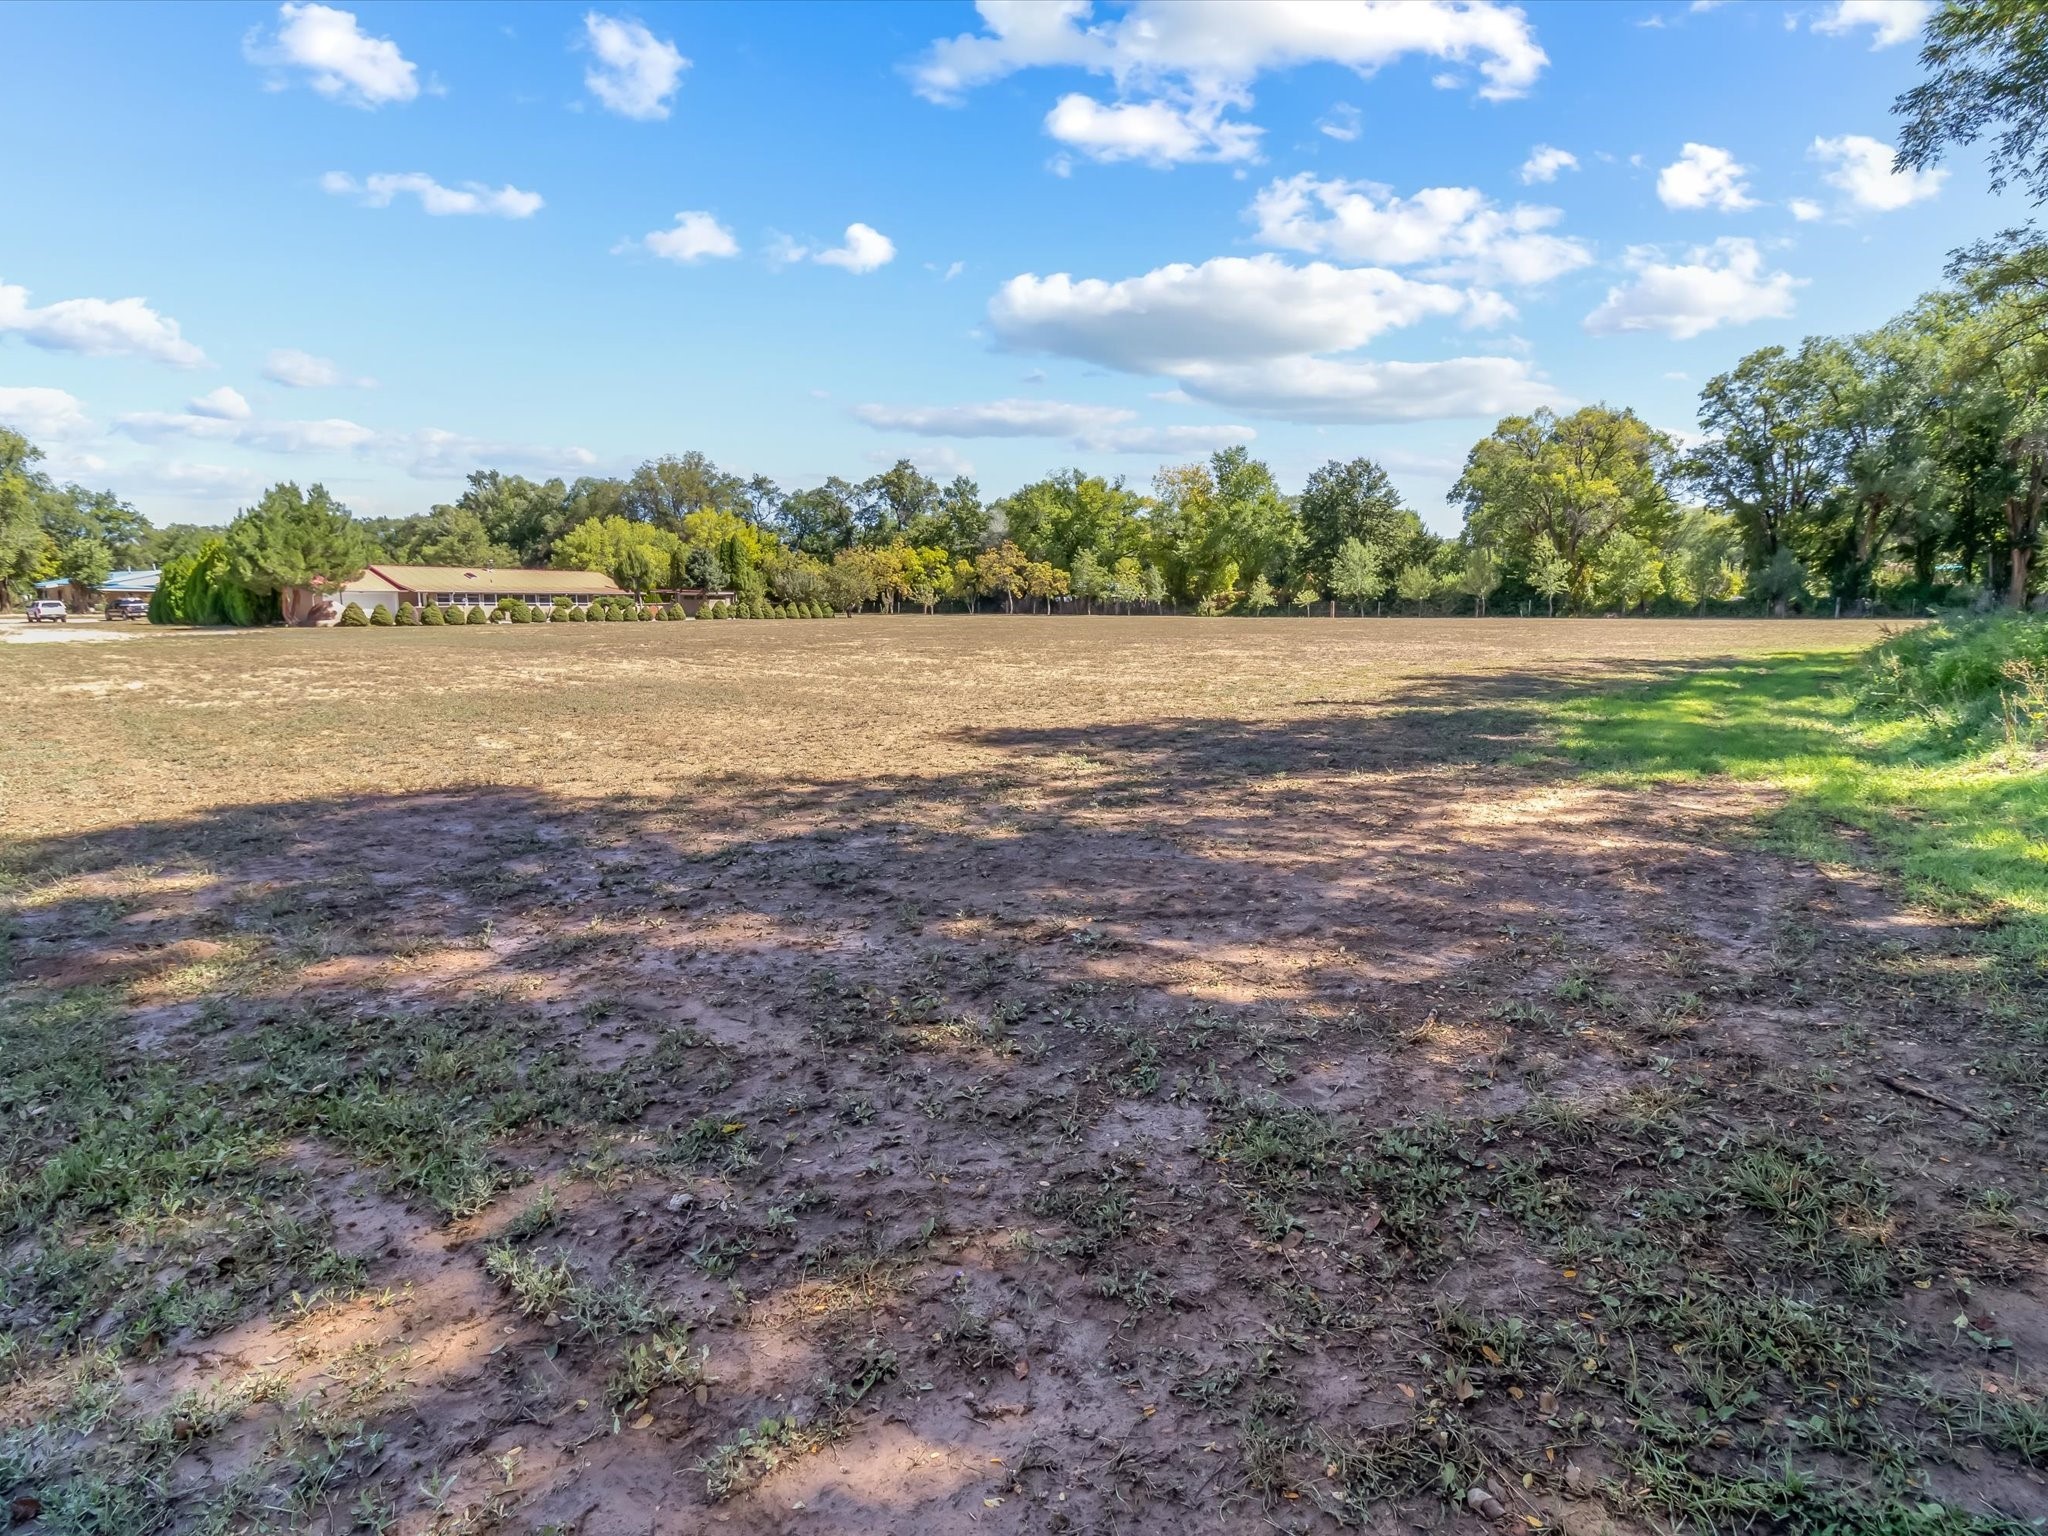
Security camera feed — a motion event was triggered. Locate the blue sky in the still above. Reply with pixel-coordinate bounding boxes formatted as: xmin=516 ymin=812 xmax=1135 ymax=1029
xmin=0 ymin=0 xmax=2010 ymax=533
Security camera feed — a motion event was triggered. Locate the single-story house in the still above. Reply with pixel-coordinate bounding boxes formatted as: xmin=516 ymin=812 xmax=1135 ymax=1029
xmin=34 ymin=568 xmax=160 ymax=609
xmin=285 ymin=564 xmax=624 ymax=625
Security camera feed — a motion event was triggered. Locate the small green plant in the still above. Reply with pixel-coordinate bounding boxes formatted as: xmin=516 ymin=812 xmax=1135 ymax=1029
xmin=698 ymin=1415 xmax=825 ymax=1501
xmin=465 ymin=605 xmax=488 ymax=625
xmin=394 ymin=603 xmax=419 ymax=626
xmin=338 ymin=601 xmax=369 ymax=627
xmin=606 ymin=1328 xmax=707 ymax=1406
xmin=368 ymin=603 xmax=394 ymax=626
xmin=420 ymin=602 xmax=444 ymax=625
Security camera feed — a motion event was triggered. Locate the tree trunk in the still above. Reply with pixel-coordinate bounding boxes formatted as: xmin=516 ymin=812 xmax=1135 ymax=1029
xmin=2007 ymin=456 xmax=2043 ymax=608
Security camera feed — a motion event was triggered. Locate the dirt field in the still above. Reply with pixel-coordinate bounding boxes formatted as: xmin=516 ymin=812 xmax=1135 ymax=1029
xmin=4 ymin=617 xmax=2044 ymax=1535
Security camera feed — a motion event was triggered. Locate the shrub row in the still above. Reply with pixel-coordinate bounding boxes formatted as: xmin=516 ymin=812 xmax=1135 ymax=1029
xmin=339 ymin=599 xmax=709 ymax=627
xmin=700 ymin=599 xmax=834 ymax=619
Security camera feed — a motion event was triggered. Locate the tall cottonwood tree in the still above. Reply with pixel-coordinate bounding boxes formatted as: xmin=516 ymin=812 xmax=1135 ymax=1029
xmin=1452 ymin=406 xmax=1675 ymax=610
xmin=1687 ymin=350 xmax=1834 ymax=611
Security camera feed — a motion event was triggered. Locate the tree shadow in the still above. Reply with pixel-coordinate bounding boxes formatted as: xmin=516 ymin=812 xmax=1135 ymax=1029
xmin=2 ymin=653 xmax=2036 ymax=1534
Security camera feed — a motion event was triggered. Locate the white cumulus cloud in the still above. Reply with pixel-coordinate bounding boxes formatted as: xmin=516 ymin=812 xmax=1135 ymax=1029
xmin=1520 ymin=144 xmax=1577 ymax=184
xmin=263 ymin=348 xmax=373 ymax=388
xmin=322 ymin=171 xmax=543 ymax=218
xmin=1656 ymin=143 xmax=1757 ymax=211
xmin=1168 ymin=355 xmax=1567 ymax=424
xmin=987 ymin=252 xmax=1558 ymax=424
xmin=0 ymin=278 xmax=207 ymax=368
xmin=910 ymin=0 xmax=1549 ymax=104
xmin=582 ymin=12 xmax=688 ymax=121
xmin=394 ymin=428 xmax=598 ymax=480
xmin=1812 ymin=0 xmax=1933 ymax=48
xmin=910 ymin=1 xmax=1546 ymax=172
xmin=1044 ymin=94 xmax=1262 ymax=166
xmin=812 ymin=223 xmax=896 ymax=274
xmin=635 ymin=210 xmax=740 ymax=263
xmin=244 ymin=2 xmax=419 ymax=108
xmin=187 ymin=386 xmax=252 ymax=421
xmin=1810 ymin=133 xmax=1946 ymax=211
xmin=853 ymin=397 xmax=1250 ymax=454
xmin=1583 ymin=238 xmax=1802 ymax=340
xmin=1788 ymin=198 xmax=1825 ymax=222
xmin=992 ymin=255 xmax=1482 ymax=373
xmin=0 ymin=386 xmax=91 ymax=441
xmin=855 ymin=399 xmax=1135 ymax=438
xmin=116 ymin=402 xmax=594 ymax=481
xmin=1318 ymin=103 xmax=1362 ymax=142
xmin=1246 ymin=173 xmax=1592 ymax=285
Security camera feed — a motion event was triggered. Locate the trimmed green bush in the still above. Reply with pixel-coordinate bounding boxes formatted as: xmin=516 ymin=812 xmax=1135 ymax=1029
xmin=395 ymin=603 xmax=420 ymax=626
xmin=150 ymin=538 xmax=277 ymax=626
xmin=566 ymin=604 xmax=587 ymax=622
xmin=339 ymin=601 xmax=370 ymax=627
xmin=466 ymin=605 xmax=488 ymax=626
xmin=368 ymin=603 xmax=394 ymax=626
xmin=420 ymin=602 xmax=444 ymax=626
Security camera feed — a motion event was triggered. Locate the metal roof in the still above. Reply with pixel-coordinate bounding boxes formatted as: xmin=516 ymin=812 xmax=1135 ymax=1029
xmin=36 ymin=569 xmax=160 ymax=591
xmin=361 ymin=564 xmax=623 ymax=596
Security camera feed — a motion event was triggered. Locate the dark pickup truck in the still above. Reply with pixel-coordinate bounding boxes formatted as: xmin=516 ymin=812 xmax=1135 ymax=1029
xmin=106 ymin=596 xmax=150 ymax=620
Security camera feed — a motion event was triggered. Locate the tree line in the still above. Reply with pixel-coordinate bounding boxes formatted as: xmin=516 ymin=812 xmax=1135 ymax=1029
xmin=5 ymin=5 xmax=2044 ymax=623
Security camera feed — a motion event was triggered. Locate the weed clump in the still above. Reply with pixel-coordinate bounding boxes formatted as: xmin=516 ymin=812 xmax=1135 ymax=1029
xmin=1858 ymin=613 xmax=2048 ymax=750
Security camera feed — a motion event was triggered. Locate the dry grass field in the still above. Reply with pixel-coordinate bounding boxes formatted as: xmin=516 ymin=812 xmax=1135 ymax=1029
xmin=4 ymin=616 xmax=2045 ymax=1536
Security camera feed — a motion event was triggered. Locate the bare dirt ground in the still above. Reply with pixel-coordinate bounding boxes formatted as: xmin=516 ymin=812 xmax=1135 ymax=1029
xmin=3 ymin=618 xmax=2043 ymax=1536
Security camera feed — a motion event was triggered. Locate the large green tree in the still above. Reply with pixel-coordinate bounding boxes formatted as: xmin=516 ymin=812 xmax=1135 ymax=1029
xmin=856 ymin=460 xmax=941 ymax=545
xmin=1297 ymin=457 xmax=1410 ymax=582
xmin=620 ymin=452 xmax=748 ymax=530
xmin=1896 ymin=0 xmax=2048 ymax=204
xmin=1687 ymin=350 xmax=1834 ymax=610
xmin=998 ymin=470 xmax=1148 ymax=573
xmin=777 ymin=478 xmax=861 ymax=559
xmin=223 ymin=482 xmax=377 ymax=615
xmin=1453 ymin=406 xmax=1676 ymax=610
xmin=1805 ymin=324 xmax=1938 ymax=603
xmin=0 ymin=428 xmax=52 ymax=608
xmin=1151 ymin=447 xmax=1299 ymax=606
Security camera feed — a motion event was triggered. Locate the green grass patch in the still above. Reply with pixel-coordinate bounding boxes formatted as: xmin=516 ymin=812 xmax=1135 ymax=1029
xmin=1551 ymin=642 xmax=2048 ymax=970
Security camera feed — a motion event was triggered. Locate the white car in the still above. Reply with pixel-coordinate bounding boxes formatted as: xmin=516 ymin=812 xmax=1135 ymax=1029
xmin=25 ymin=599 xmax=67 ymax=623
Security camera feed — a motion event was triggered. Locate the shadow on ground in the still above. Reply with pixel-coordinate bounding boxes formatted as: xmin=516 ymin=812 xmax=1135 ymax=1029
xmin=4 ymin=662 xmax=2045 ymax=1534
